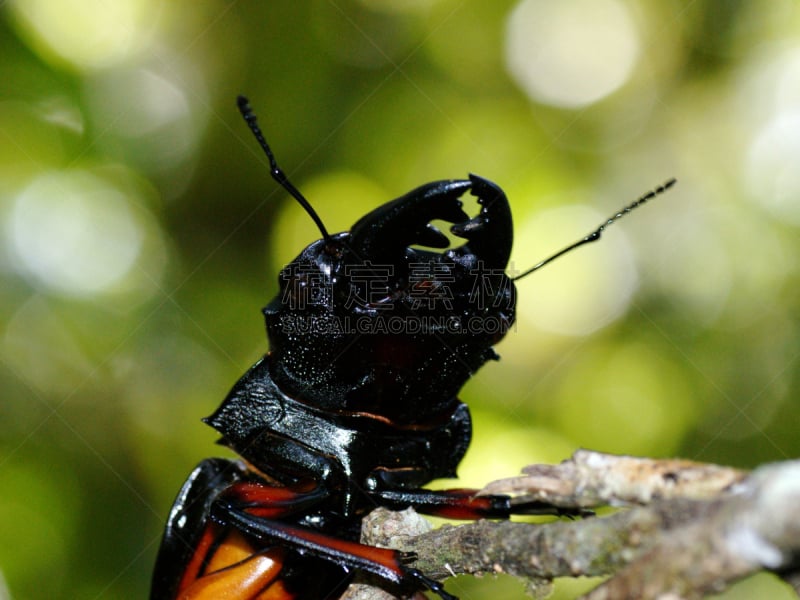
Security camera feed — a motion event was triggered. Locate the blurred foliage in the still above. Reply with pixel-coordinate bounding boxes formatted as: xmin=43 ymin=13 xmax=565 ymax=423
xmin=1 ymin=1 xmax=800 ymax=598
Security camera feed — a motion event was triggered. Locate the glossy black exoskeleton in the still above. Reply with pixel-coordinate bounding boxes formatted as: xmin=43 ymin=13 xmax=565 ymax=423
xmin=150 ymin=96 xmax=675 ymax=600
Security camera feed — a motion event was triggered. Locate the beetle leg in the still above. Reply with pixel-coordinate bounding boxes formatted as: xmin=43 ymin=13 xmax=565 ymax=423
xmin=211 ymin=499 xmax=456 ymax=599
xmin=177 ymin=533 xmax=287 ymax=600
xmin=373 ymin=487 xmax=512 ymax=519
xmin=373 ymin=487 xmax=587 ymax=519
xmin=218 ymin=479 xmax=330 ymax=518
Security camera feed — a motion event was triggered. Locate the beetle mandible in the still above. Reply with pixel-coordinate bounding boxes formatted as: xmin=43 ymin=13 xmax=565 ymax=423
xmin=150 ymin=96 xmax=675 ymax=600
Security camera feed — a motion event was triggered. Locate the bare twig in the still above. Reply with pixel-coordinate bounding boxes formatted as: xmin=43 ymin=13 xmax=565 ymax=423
xmin=343 ymin=451 xmax=800 ymax=600
xmin=483 ymin=449 xmax=747 ymax=507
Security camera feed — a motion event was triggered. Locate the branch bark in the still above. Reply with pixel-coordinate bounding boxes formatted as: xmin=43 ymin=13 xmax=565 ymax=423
xmin=342 ymin=450 xmax=800 ymax=600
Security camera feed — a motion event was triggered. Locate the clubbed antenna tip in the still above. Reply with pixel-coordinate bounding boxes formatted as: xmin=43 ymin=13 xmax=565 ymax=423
xmin=237 ymin=95 xmax=331 ymax=243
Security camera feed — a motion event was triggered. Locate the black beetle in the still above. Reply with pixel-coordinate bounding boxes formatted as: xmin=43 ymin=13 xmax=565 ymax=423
xmin=150 ymin=96 xmax=674 ymax=600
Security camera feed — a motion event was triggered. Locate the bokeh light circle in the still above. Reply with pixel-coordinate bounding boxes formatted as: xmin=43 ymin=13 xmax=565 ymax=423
xmin=746 ymin=112 xmax=800 ymax=225
xmin=8 ymin=0 xmax=159 ymax=71
xmin=505 ymin=0 xmax=640 ymax=108
xmin=8 ymin=169 xmax=148 ymax=297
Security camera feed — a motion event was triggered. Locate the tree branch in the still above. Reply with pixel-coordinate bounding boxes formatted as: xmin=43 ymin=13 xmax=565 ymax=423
xmin=342 ymin=451 xmax=800 ymax=600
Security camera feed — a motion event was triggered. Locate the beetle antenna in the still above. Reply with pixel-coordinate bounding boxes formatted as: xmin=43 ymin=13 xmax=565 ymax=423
xmin=513 ymin=178 xmax=676 ymax=281
xmin=237 ymin=95 xmax=332 ymax=243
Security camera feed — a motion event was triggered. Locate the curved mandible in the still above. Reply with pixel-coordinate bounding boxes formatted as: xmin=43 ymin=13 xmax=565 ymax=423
xmin=348 ymin=179 xmax=472 ymax=264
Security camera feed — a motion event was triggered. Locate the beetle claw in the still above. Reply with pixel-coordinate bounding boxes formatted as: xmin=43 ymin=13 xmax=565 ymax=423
xmin=450 ymin=174 xmax=513 ymax=270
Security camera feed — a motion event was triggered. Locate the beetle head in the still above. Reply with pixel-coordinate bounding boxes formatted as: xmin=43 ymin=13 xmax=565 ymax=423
xmin=263 ymin=174 xmax=516 ymax=425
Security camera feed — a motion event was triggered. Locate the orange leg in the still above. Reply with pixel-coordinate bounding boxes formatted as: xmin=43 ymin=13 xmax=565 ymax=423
xmin=177 ymin=529 xmax=288 ymax=600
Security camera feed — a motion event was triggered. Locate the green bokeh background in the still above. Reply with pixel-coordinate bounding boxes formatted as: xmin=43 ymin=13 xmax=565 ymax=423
xmin=1 ymin=1 xmax=799 ymax=598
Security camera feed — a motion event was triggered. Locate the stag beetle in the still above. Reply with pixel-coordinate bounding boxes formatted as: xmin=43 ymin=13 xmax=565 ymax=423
xmin=150 ymin=96 xmax=675 ymax=599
